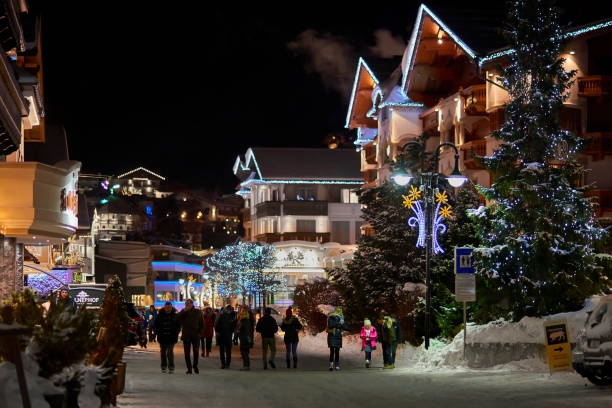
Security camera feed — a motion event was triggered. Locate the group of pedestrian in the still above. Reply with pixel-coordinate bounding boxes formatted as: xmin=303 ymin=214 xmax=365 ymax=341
xmin=149 ymin=300 xmax=401 ymax=374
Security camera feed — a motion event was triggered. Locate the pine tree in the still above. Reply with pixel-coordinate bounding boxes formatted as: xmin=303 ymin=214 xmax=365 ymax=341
xmin=470 ymin=0 xmax=609 ymax=320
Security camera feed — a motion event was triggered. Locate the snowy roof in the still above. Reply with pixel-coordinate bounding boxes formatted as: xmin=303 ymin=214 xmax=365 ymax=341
xmin=233 ymin=148 xmax=362 ymax=183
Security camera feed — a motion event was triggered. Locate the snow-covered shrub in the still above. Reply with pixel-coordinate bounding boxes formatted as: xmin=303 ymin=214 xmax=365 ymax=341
xmin=293 ymin=278 xmax=341 ymax=334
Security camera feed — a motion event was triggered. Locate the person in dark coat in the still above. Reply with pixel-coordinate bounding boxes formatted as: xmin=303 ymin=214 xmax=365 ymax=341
xmin=327 ymin=307 xmax=350 ymax=371
xmin=256 ymin=307 xmax=279 ymax=369
xmin=145 ymin=305 xmax=157 ymax=342
xmin=154 ymin=301 xmax=180 ymax=373
xmin=176 ymin=299 xmax=205 ymax=374
xmin=390 ymin=314 xmax=403 ymax=367
xmin=200 ymin=307 xmax=215 ymax=357
xmin=378 ymin=313 xmax=396 ymax=369
xmin=280 ymin=307 xmax=302 ymax=368
xmin=215 ymin=305 xmax=237 ymax=369
xmin=57 ymin=288 xmax=77 ymax=312
xmin=236 ymin=305 xmax=255 ymax=370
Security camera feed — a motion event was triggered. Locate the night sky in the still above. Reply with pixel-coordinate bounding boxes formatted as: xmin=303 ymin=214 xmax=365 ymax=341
xmin=40 ymin=1 xmax=612 ymax=193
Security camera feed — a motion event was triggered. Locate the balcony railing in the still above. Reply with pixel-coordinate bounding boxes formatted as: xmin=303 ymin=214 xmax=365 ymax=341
xmin=585 ymin=189 xmax=612 ymax=217
xmin=283 ymin=200 xmax=328 ymax=216
xmin=463 ymin=85 xmax=487 ymax=116
xmin=578 ymin=76 xmax=612 ymax=97
xmin=461 ymin=139 xmax=487 ymax=170
xmin=255 ymin=201 xmax=281 ymax=217
xmin=580 ymin=132 xmax=612 ymax=160
xmin=255 ymin=232 xmax=330 ymax=244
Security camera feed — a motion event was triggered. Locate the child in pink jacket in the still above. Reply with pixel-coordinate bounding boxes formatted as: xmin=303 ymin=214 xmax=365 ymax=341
xmin=360 ymin=319 xmax=377 ymax=368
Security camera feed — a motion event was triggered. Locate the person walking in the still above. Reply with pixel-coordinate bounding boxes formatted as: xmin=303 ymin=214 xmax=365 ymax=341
xmin=378 ymin=313 xmax=396 ymax=369
xmin=236 ymin=305 xmax=255 ymax=371
xmin=256 ymin=307 xmax=278 ymax=369
xmin=201 ymin=307 xmax=214 ymax=357
xmin=57 ymin=287 xmax=77 ymax=312
xmin=360 ymin=319 xmax=377 ymax=368
xmin=155 ymin=301 xmax=180 ymax=374
xmin=215 ymin=304 xmax=236 ymax=369
xmin=280 ymin=307 xmax=302 ymax=368
xmin=176 ymin=299 xmax=204 ymax=374
xmin=145 ymin=305 xmax=157 ymax=343
xmin=390 ymin=314 xmax=403 ymax=368
xmin=327 ymin=307 xmax=350 ymax=371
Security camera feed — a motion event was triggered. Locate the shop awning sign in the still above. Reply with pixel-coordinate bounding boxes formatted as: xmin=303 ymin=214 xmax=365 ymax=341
xmin=68 ymin=284 xmax=107 ymax=308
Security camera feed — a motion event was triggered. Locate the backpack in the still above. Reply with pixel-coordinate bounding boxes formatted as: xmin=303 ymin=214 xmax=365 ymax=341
xmin=326 ymin=315 xmax=338 ymax=335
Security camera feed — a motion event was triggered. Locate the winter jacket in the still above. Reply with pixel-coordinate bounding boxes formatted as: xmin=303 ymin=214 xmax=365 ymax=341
xmin=327 ymin=313 xmax=350 ymax=348
xmin=360 ymin=326 xmax=378 ymax=349
xmin=215 ymin=309 xmax=237 ymax=344
xmin=154 ymin=308 xmax=180 ymax=345
xmin=176 ymin=307 xmax=205 ymax=341
xmin=280 ymin=316 xmax=302 ymax=344
xmin=256 ymin=315 xmax=278 ymax=338
xmin=236 ymin=310 xmax=255 ymax=347
xmin=392 ymin=320 xmax=403 ymax=344
xmin=380 ymin=316 xmax=396 ymax=344
xmin=201 ymin=313 xmax=214 ymax=338
xmin=145 ymin=309 xmax=157 ymax=326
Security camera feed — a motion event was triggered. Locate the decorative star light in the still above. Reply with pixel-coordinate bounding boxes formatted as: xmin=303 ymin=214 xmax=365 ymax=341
xmin=439 ymin=205 xmax=452 ymax=218
xmin=402 ymin=186 xmax=450 ymax=255
xmin=435 ymin=191 xmax=448 ymax=204
xmin=402 ymin=195 xmax=415 ymax=209
xmin=408 ymin=185 xmax=422 ymax=200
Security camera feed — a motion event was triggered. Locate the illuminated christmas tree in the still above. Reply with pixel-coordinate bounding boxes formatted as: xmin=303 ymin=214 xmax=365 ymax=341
xmin=470 ymin=0 xmax=609 ymax=320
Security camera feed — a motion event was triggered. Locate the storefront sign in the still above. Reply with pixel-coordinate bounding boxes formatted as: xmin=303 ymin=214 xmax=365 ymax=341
xmin=68 ymin=284 xmax=107 ymax=308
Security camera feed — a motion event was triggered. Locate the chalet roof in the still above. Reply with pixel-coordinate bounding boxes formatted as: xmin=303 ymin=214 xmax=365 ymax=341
xmin=117 ymin=167 xmax=166 ymax=181
xmin=234 ymin=148 xmax=362 ymax=183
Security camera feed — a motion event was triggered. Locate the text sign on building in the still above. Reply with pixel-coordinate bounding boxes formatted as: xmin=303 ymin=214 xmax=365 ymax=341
xmin=454 ymin=247 xmax=475 ymax=302
xmin=543 ymin=319 xmax=572 ymax=374
xmin=68 ymin=284 xmax=107 ymax=308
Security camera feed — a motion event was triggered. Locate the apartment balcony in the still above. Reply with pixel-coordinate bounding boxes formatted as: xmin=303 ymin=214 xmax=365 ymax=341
xmin=255 ymin=232 xmax=330 ymax=244
xmin=364 ymin=144 xmax=376 ymax=165
xmin=280 ymin=232 xmax=330 ymax=243
xmin=580 ymin=132 xmax=612 ymax=160
xmin=461 ymin=139 xmax=487 ymax=170
xmin=578 ymin=76 xmax=612 ymax=98
xmin=283 ymin=200 xmax=328 ymax=216
xmin=585 ymin=189 xmax=612 ymax=217
xmin=255 ymin=201 xmax=281 ymax=217
xmin=462 ymin=85 xmax=487 ymax=116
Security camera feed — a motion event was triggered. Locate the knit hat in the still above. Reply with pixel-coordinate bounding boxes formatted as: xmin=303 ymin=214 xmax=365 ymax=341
xmin=364 ymin=319 xmax=371 ymax=326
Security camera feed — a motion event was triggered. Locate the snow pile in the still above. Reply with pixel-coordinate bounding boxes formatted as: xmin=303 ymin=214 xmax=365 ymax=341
xmin=0 ymin=353 xmax=61 ymax=408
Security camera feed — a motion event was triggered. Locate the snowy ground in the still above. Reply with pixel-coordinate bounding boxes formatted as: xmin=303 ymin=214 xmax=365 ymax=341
xmin=117 ymin=334 xmax=612 ymax=408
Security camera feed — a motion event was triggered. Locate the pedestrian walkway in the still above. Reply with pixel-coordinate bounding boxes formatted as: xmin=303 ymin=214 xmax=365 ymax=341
xmin=118 ymin=337 xmax=612 ymax=408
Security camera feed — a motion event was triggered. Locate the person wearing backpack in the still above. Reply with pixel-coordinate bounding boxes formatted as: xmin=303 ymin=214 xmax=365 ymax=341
xmin=327 ymin=307 xmax=350 ymax=371
xmin=280 ymin=307 xmax=302 ymax=368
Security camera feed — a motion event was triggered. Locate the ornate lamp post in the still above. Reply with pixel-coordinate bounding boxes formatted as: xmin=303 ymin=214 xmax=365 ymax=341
xmin=392 ymin=141 xmax=467 ymax=349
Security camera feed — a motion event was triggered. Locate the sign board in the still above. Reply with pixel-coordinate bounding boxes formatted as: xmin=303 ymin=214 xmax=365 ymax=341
xmin=68 ymin=284 xmax=107 ymax=309
xmin=454 ymin=247 xmax=475 ymax=302
xmin=455 ymin=247 xmax=474 ymax=274
xmin=543 ymin=319 xmax=572 ymax=373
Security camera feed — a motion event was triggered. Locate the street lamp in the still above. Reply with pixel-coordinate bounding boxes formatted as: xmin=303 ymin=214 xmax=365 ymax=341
xmin=392 ymin=140 xmax=467 ymax=350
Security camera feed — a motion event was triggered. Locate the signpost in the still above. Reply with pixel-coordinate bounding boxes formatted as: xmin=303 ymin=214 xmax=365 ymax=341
xmin=68 ymin=284 xmax=107 ymax=309
xmin=543 ymin=319 xmax=572 ymax=374
xmin=454 ymin=247 xmax=475 ymax=359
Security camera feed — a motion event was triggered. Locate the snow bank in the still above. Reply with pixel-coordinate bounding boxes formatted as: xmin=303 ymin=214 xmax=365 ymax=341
xmin=0 ymin=353 xmax=61 ymax=408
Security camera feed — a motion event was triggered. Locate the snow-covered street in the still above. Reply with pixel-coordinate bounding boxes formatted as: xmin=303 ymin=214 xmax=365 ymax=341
xmin=117 ymin=336 xmax=612 ymax=408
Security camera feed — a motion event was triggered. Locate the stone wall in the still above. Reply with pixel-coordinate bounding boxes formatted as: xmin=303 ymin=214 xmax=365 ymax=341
xmin=0 ymin=236 xmax=23 ymax=300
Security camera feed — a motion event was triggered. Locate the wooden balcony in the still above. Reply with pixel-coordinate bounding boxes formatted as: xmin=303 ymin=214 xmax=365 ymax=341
xmin=255 ymin=201 xmax=281 ymax=217
xmin=283 ymin=200 xmax=328 ymax=216
xmin=461 ymin=139 xmax=487 ymax=170
xmin=584 ymin=189 xmax=612 ymax=217
xmin=462 ymin=85 xmax=487 ymax=116
xmin=489 ymin=108 xmax=505 ymax=133
xmin=578 ymin=76 xmax=612 ymax=97
xmin=580 ymin=132 xmax=612 ymax=160
xmin=255 ymin=232 xmax=330 ymax=244
xmin=364 ymin=143 xmax=376 ymax=165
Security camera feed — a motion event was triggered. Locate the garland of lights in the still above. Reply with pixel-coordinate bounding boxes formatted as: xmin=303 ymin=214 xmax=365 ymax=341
xmin=402 ymin=186 xmax=452 ymax=254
